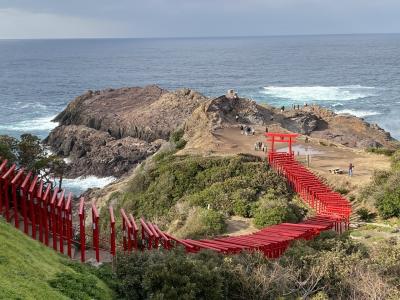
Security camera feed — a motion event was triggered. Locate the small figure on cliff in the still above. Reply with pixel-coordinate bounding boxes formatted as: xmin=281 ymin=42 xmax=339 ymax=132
xmin=265 ymin=126 xmax=269 ymax=133
xmin=235 ymin=115 xmax=239 ymax=122
xmin=348 ymin=163 xmax=354 ymax=177
xmin=240 ymin=124 xmax=244 ymax=134
xmin=281 ymin=106 xmax=285 ymax=112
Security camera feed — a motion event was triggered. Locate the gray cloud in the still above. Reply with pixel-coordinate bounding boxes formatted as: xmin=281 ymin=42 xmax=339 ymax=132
xmin=0 ymin=0 xmax=399 ymax=38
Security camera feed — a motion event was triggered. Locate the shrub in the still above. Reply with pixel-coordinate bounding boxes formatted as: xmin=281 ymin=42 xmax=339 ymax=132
xmin=335 ymin=186 xmax=350 ymax=195
xmin=111 ymin=234 xmax=400 ymax=300
xmin=170 ymin=128 xmax=187 ymax=149
xmin=252 ymin=193 xmax=306 ymax=228
xmin=356 ymin=207 xmax=375 ymax=222
xmin=376 ymin=189 xmax=400 ymax=218
xmin=366 ymin=147 xmax=395 ymax=156
xmin=115 ymin=249 xmax=229 ymax=300
xmin=172 ymin=207 xmax=226 ymax=239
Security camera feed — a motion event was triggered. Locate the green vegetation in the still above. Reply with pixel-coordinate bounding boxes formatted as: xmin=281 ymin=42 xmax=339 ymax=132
xmin=169 ymin=128 xmax=187 ymax=150
xmin=0 ymin=134 xmax=65 ymax=184
xmin=103 ymin=151 xmax=303 ymax=238
xmin=360 ymin=150 xmax=400 ymax=219
xmin=366 ymin=147 xmax=395 ymax=156
xmin=253 ymin=192 xmax=306 ymax=227
xmin=356 ymin=207 xmax=376 ymax=222
xmin=111 ymin=232 xmax=400 ymax=299
xmin=0 ymin=219 xmax=113 ymax=300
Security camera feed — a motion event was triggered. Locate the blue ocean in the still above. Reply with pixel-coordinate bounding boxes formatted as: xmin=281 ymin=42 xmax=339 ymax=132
xmin=1 ymin=35 xmax=399 ymax=193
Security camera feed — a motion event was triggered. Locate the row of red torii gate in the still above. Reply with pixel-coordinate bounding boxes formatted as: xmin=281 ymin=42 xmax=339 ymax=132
xmin=0 ymin=132 xmax=351 ymax=262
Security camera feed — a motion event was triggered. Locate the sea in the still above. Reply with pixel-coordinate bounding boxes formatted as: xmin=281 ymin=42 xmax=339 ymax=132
xmin=1 ymin=34 xmax=399 ymax=194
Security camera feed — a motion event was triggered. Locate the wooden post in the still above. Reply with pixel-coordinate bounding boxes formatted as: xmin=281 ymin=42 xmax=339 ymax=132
xmin=79 ymin=198 xmax=86 ymax=263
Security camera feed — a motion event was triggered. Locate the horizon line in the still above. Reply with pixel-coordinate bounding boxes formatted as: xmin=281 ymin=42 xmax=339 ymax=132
xmin=1 ymin=32 xmax=400 ymax=41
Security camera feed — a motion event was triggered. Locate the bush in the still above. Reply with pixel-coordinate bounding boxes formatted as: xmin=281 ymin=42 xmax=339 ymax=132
xmin=252 ymin=193 xmax=306 ymax=228
xmin=335 ymin=186 xmax=350 ymax=195
xmin=170 ymin=128 xmax=187 ymax=149
xmin=115 ymin=249 xmax=230 ymax=300
xmin=356 ymin=207 xmax=375 ymax=222
xmin=366 ymin=147 xmax=395 ymax=156
xmin=376 ymin=189 xmax=400 ymax=219
xmin=172 ymin=207 xmax=226 ymax=239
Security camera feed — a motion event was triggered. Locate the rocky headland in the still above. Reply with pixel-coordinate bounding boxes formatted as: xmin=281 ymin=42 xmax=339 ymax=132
xmin=46 ymin=86 xmax=396 ymax=178
xmin=45 ymin=85 xmax=207 ymax=177
xmin=183 ymin=94 xmax=395 ymax=153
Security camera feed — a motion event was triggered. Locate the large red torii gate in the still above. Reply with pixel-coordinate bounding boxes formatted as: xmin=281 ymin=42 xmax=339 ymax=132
xmin=265 ymin=132 xmax=299 ymax=157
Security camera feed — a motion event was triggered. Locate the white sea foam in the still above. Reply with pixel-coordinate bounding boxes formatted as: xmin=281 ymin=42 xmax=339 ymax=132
xmin=59 ymin=176 xmax=117 ymax=196
xmin=0 ymin=115 xmax=59 ymax=131
xmin=335 ymin=109 xmax=380 ymax=118
xmin=261 ymin=85 xmax=376 ymax=101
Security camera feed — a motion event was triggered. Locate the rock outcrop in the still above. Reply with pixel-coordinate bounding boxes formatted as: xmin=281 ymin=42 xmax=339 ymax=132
xmin=46 ymin=125 xmax=163 ymax=177
xmin=184 ymin=95 xmax=395 ymax=151
xmin=46 ymin=85 xmax=208 ymax=177
xmin=54 ymin=85 xmax=206 ymax=142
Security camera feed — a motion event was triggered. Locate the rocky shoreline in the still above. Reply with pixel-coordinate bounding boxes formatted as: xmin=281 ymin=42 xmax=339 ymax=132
xmin=45 ymin=85 xmax=397 ymax=179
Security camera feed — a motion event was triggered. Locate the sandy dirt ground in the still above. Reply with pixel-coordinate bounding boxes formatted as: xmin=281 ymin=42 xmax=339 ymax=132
xmin=205 ymin=125 xmax=390 ymax=194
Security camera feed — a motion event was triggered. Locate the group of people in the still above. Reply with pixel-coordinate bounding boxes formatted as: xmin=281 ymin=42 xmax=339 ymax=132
xmin=240 ymin=125 xmax=255 ymax=136
xmin=254 ymin=141 xmax=267 ymax=152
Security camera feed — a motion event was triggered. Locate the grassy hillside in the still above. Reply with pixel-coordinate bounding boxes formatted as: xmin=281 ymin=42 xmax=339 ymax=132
xmin=100 ymin=149 xmax=307 ymax=239
xmin=0 ymin=219 xmax=114 ymax=300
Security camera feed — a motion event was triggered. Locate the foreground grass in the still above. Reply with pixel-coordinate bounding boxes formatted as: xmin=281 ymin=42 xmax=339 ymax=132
xmin=0 ymin=219 xmax=113 ymax=300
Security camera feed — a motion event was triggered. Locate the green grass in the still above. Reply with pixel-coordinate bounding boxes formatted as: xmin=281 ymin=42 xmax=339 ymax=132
xmin=0 ymin=219 xmax=114 ymax=300
xmin=100 ymin=152 xmax=299 ymax=238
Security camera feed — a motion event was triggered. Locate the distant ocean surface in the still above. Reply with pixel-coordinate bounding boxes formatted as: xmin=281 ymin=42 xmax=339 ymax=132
xmin=1 ymin=34 xmax=399 ymax=193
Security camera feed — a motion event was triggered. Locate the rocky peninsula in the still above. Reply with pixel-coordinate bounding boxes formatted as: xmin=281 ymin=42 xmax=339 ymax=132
xmin=45 ymin=86 xmax=396 ymax=178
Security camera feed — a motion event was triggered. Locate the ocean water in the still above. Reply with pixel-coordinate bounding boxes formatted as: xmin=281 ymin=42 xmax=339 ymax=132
xmin=1 ymin=34 xmax=400 ymax=193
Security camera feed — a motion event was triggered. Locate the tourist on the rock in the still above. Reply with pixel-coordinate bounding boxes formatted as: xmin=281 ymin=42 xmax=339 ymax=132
xmin=240 ymin=124 xmax=244 ymax=134
xmin=235 ymin=115 xmax=239 ymax=122
xmin=281 ymin=106 xmax=285 ymax=112
xmin=348 ymin=163 xmax=354 ymax=176
xmin=251 ymin=128 xmax=255 ymax=135
xmin=265 ymin=126 xmax=268 ymax=133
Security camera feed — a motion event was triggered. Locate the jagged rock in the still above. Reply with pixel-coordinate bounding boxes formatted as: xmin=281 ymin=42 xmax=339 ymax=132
xmin=46 ymin=85 xmax=208 ymax=177
xmin=184 ymin=95 xmax=396 ymax=151
xmin=54 ymin=85 xmax=207 ymax=142
xmin=46 ymin=125 xmax=163 ymax=177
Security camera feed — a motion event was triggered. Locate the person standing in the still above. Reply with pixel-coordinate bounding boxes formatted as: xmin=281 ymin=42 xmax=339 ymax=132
xmin=348 ymin=163 xmax=354 ymax=177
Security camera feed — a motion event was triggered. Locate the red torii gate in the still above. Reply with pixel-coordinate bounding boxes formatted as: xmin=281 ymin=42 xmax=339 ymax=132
xmin=265 ymin=132 xmax=299 ymax=157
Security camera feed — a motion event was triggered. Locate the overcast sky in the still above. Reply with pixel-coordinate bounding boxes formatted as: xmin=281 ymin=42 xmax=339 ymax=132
xmin=0 ymin=0 xmax=399 ymax=39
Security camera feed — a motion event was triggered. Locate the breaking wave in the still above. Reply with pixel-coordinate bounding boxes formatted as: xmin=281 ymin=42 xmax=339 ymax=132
xmin=0 ymin=115 xmax=58 ymax=131
xmin=335 ymin=109 xmax=381 ymax=118
xmin=59 ymin=176 xmax=117 ymax=196
xmin=261 ymin=85 xmax=376 ymax=101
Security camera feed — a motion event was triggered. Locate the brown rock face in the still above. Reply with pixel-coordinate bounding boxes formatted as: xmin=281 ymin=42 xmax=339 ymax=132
xmin=46 ymin=85 xmax=208 ymax=177
xmin=54 ymin=85 xmax=206 ymax=142
xmin=46 ymin=125 xmax=163 ymax=177
xmin=184 ymin=95 xmax=396 ymax=151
